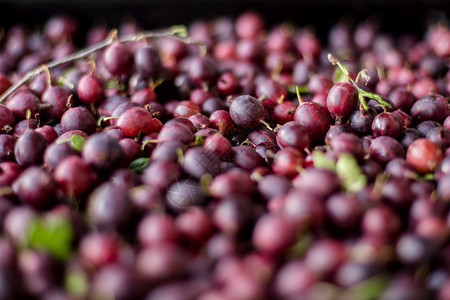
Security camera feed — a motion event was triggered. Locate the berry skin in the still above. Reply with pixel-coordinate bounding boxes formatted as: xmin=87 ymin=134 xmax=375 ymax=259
xmin=117 ymin=107 xmax=153 ymax=137
xmin=103 ymin=43 xmax=134 ymax=76
xmin=406 ymin=138 xmax=443 ymax=173
xmin=326 ymin=82 xmax=359 ymax=120
xmin=230 ymin=95 xmax=265 ymax=129
xmin=77 ymin=74 xmax=104 ymax=104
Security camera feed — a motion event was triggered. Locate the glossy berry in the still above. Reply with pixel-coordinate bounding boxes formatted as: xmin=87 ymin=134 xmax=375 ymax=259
xmin=294 ymin=102 xmax=332 ymax=144
xmin=79 ymin=232 xmax=119 ymax=268
xmin=182 ymin=147 xmax=221 ymax=179
xmin=276 ymin=121 xmax=311 ymax=152
xmin=87 ymin=182 xmax=131 ymax=229
xmin=103 ymin=43 xmax=134 ymax=76
xmin=61 ymin=106 xmax=97 ymax=134
xmin=252 ymin=214 xmax=297 ymax=254
xmin=117 ymin=107 xmax=153 ymax=137
xmin=410 ymin=94 xmax=449 ymax=123
xmin=6 ymin=89 xmax=40 ymax=120
xmin=329 ymin=132 xmax=365 ymax=161
xmin=41 ymin=86 xmax=73 ymax=120
xmin=372 ymin=112 xmax=402 ymax=138
xmin=230 ymin=95 xmax=265 ymax=129
xmin=273 ymin=147 xmax=304 ymax=178
xmin=82 ymin=133 xmax=124 ymax=171
xmin=273 ymin=101 xmax=297 ymax=125
xmin=362 ymin=205 xmax=401 ymax=240
xmin=209 ymin=169 xmax=254 ymax=198
xmin=12 ymin=167 xmax=55 ymax=208
xmin=209 ymin=110 xmax=235 ymax=134
xmin=54 ymin=155 xmax=96 ymax=196
xmin=326 ymin=82 xmax=359 ymax=120
xmin=134 ymin=45 xmax=162 ymax=79
xmin=350 ymin=108 xmax=377 ymax=135
xmin=389 ymin=87 xmax=416 ymax=113
xmin=14 ymin=130 xmax=47 ymax=167
xmin=77 ymin=74 xmax=104 ymax=104
xmin=369 ymin=136 xmax=405 ymax=165
xmin=406 ymin=138 xmax=443 ymax=173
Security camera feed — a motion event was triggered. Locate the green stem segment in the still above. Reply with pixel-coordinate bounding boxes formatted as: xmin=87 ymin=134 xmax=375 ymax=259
xmin=0 ymin=25 xmax=190 ymax=103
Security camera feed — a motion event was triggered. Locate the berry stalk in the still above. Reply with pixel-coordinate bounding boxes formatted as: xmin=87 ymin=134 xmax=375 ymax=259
xmin=0 ymin=25 xmax=193 ymax=103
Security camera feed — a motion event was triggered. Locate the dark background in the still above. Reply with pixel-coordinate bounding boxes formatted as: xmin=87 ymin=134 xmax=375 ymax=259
xmin=0 ymin=0 xmax=449 ymax=41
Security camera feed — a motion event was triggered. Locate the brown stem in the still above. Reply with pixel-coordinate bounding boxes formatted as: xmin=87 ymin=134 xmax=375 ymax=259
xmin=0 ymin=25 xmax=190 ymax=103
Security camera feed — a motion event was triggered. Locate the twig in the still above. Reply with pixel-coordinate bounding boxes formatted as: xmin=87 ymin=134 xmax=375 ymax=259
xmin=0 ymin=25 xmax=191 ymax=103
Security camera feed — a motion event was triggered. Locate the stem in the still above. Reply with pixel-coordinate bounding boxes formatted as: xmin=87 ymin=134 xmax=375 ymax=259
xmin=260 ymin=120 xmax=274 ymax=131
xmin=0 ymin=25 xmax=189 ymax=103
xmin=296 ymin=86 xmax=304 ymax=104
xmin=328 ymin=53 xmax=391 ymax=111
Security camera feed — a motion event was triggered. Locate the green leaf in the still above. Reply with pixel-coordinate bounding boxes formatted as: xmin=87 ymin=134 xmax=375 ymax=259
xmin=70 ymin=135 xmax=86 ymax=152
xmin=129 ymin=157 xmax=150 ymax=173
xmin=65 ymin=270 xmax=88 ymax=297
xmin=308 ymin=283 xmax=342 ymax=300
xmin=333 ymin=66 xmax=347 ymax=83
xmin=200 ymin=173 xmax=212 ymax=195
xmin=313 ymin=151 xmax=336 ymax=172
xmin=286 ymin=233 xmax=312 ymax=258
xmin=170 ymin=25 xmax=188 ymax=38
xmin=194 ymin=135 xmax=204 ymax=146
xmin=287 ymin=85 xmax=309 ymax=94
xmin=336 ymin=153 xmax=367 ymax=193
xmin=27 ymin=216 xmax=73 ymax=260
xmin=177 ymin=147 xmax=184 ymax=164
xmin=339 ymin=274 xmax=389 ymax=300
xmin=418 ymin=173 xmax=435 ymax=181
xmin=105 ymin=79 xmax=125 ymax=91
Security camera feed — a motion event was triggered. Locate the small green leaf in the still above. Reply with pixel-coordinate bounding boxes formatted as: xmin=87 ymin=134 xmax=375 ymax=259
xmin=129 ymin=157 xmax=150 ymax=173
xmin=177 ymin=147 xmax=184 ymax=164
xmin=339 ymin=274 xmax=389 ymax=300
xmin=200 ymin=173 xmax=212 ymax=195
xmin=70 ymin=135 xmax=86 ymax=152
xmin=194 ymin=135 xmax=204 ymax=146
xmin=419 ymin=173 xmax=435 ymax=181
xmin=286 ymin=233 xmax=312 ymax=258
xmin=105 ymin=79 xmax=125 ymax=91
xmin=65 ymin=270 xmax=88 ymax=297
xmin=170 ymin=25 xmax=188 ymax=38
xmin=313 ymin=151 xmax=336 ymax=172
xmin=336 ymin=153 xmax=367 ymax=193
xmin=287 ymin=85 xmax=309 ymax=94
xmin=333 ymin=66 xmax=347 ymax=83
xmin=27 ymin=216 xmax=73 ymax=260
xmin=308 ymin=283 xmax=342 ymax=300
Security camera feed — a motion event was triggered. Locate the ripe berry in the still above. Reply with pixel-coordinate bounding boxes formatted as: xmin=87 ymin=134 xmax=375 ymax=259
xmin=77 ymin=74 xmax=104 ymax=104
xmin=410 ymin=94 xmax=449 ymax=123
xmin=406 ymin=138 xmax=443 ymax=173
xmin=326 ymin=82 xmax=359 ymax=120
xmin=61 ymin=106 xmax=97 ymax=134
xmin=294 ymin=102 xmax=332 ymax=144
xmin=103 ymin=43 xmax=134 ymax=76
xmin=230 ymin=95 xmax=265 ymax=129
xmin=117 ymin=107 xmax=153 ymax=137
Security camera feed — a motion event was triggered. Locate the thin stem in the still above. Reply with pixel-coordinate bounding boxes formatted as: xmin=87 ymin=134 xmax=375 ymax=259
xmin=296 ymin=86 xmax=304 ymax=104
xmin=328 ymin=53 xmax=391 ymax=111
xmin=0 ymin=25 xmax=188 ymax=103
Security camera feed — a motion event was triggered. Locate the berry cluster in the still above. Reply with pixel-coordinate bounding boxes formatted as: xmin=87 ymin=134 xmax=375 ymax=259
xmin=0 ymin=12 xmax=448 ymax=300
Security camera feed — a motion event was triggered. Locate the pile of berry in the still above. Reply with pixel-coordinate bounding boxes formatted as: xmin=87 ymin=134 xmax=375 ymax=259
xmin=0 ymin=11 xmax=448 ymax=300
